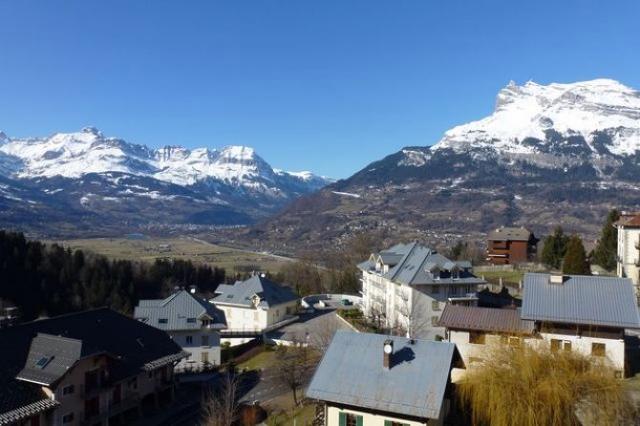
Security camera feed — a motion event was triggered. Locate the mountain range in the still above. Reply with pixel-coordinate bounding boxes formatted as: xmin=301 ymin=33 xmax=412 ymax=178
xmin=0 ymin=127 xmax=330 ymax=236
xmin=245 ymin=79 xmax=640 ymax=253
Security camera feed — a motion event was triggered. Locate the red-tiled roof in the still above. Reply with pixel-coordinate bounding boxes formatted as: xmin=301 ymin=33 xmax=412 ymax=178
xmin=616 ymin=213 xmax=640 ymax=228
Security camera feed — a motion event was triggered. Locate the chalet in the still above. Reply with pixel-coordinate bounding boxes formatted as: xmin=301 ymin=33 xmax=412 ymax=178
xmin=0 ymin=308 xmax=187 ymax=426
xmin=615 ymin=212 xmax=640 ymax=297
xmin=358 ymin=242 xmax=485 ymax=337
xmin=211 ymin=275 xmax=299 ymax=335
xmin=486 ymin=227 xmax=537 ymax=265
xmin=134 ymin=290 xmax=227 ymax=368
xmin=306 ymin=330 xmax=463 ymax=426
xmin=439 ymin=273 xmax=640 ymax=378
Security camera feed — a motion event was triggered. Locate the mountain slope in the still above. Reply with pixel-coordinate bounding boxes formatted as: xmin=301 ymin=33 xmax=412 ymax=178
xmin=247 ymin=79 xmax=640 ymax=252
xmin=0 ymin=128 xmax=330 ymax=236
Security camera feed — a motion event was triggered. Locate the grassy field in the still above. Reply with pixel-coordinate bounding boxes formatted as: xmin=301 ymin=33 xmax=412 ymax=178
xmin=47 ymin=236 xmax=293 ymax=274
xmin=478 ymin=270 xmax=526 ymax=286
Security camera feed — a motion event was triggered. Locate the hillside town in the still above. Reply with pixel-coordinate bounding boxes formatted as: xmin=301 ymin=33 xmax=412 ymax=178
xmin=1 ymin=210 xmax=640 ymax=425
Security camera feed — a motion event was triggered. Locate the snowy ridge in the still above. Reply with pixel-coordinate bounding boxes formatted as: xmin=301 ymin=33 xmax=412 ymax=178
xmin=430 ymin=79 xmax=640 ymax=158
xmin=0 ymin=127 xmax=330 ymax=194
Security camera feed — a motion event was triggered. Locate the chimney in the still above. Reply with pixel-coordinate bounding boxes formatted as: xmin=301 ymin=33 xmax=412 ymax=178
xmin=383 ymin=339 xmax=394 ymax=369
xmin=549 ymin=274 xmax=566 ymax=285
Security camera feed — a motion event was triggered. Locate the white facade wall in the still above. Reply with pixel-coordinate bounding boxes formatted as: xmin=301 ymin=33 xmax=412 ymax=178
xmin=169 ymin=329 xmax=221 ymax=366
xmin=362 ymin=270 xmax=476 ymax=335
xmin=617 ymin=226 xmax=640 ymax=294
xmin=447 ymin=329 xmax=625 ymax=382
xmin=326 ymin=403 xmax=445 ymax=426
xmin=217 ymin=300 xmax=298 ymax=332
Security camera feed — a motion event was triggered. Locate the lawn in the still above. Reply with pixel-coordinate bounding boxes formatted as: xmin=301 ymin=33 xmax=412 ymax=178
xmin=265 ymin=398 xmax=317 ymax=426
xmin=237 ymin=349 xmax=278 ymax=372
xmin=478 ymin=270 xmax=525 ymax=286
xmin=47 ymin=236 xmax=292 ymax=274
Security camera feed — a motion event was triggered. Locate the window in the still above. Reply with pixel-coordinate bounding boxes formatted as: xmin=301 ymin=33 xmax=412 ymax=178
xmin=339 ymin=412 xmax=363 ymax=426
xmin=35 ymin=356 xmax=52 ymax=369
xmin=158 ymin=318 xmax=168 ymax=324
xmin=469 ymin=331 xmax=486 ymax=345
xmin=550 ymin=339 xmax=561 ymax=352
xmin=385 ymin=421 xmax=410 ymax=426
xmin=431 ymin=285 xmax=440 ymax=294
xmin=592 ymin=342 xmax=606 ymax=357
xmin=62 ymin=384 xmax=75 ymax=395
xmin=202 ymin=352 xmax=209 ymax=363
xmin=202 ymin=335 xmax=209 ymax=346
xmin=186 ymin=336 xmax=193 ymax=345
xmin=431 ymin=316 xmax=439 ymax=326
xmin=563 ymin=341 xmax=572 ymax=352
xmin=432 ymin=300 xmax=440 ymax=311
xmin=187 ymin=318 xmax=196 ymax=323
xmin=449 ymin=286 xmax=458 ymax=296
xmin=62 ymin=413 xmax=74 ymax=424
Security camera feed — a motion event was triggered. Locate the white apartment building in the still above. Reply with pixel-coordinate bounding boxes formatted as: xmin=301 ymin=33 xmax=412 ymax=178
xmin=440 ymin=273 xmax=640 ymax=379
xmin=358 ymin=242 xmax=485 ymax=337
xmin=211 ymin=275 xmax=299 ymax=333
xmin=616 ymin=213 xmax=640 ymax=299
xmin=134 ymin=290 xmax=227 ymax=368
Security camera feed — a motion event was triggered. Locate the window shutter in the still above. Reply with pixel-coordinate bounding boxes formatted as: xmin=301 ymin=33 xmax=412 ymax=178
xmin=356 ymin=415 xmax=363 ymax=426
xmin=384 ymin=421 xmax=392 ymax=426
xmin=339 ymin=412 xmax=346 ymax=426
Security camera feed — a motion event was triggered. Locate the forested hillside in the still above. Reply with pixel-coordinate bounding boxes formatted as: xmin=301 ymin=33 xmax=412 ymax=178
xmin=0 ymin=230 xmax=226 ymax=320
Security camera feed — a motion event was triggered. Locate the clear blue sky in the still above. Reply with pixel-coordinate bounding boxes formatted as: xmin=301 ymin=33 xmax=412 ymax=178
xmin=0 ymin=1 xmax=638 ymax=178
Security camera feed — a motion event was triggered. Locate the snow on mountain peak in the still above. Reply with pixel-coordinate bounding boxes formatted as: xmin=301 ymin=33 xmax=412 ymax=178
xmin=435 ymin=78 xmax=640 ymax=156
xmin=0 ymin=128 xmax=330 ymax=192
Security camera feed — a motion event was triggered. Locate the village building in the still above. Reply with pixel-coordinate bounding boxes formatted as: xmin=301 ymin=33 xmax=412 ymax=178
xmin=486 ymin=226 xmax=538 ymax=265
xmin=615 ymin=212 xmax=640 ymax=298
xmin=0 ymin=308 xmax=187 ymax=426
xmin=211 ymin=275 xmax=299 ymax=335
xmin=134 ymin=290 xmax=227 ymax=369
xmin=306 ymin=330 xmax=463 ymax=426
xmin=439 ymin=273 xmax=640 ymax=378
xmin=358 ymin=242 xmax=485 ymax=337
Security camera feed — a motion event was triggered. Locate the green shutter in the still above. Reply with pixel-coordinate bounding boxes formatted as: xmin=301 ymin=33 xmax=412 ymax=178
xmin=356 ymin=415 xmax=363 ymax=426
xmin=339 ymin=412 xmax=346 ymax=426
xmin=384 ymin=421 xmax=392 ymax=426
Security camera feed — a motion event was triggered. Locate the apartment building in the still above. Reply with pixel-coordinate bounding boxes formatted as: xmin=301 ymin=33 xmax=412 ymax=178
xmin=134 ymin=290 xmax=227 ymax=368
xmin=0 ymin=308 xmax=187 ymax=426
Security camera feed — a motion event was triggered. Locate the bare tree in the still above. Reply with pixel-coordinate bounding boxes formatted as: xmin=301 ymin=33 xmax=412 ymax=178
xmin=394 ymin=286 xmax=431 ymax=339
xmin=202 ymin=370 xmax=240 ymax=426
xmin=275 ymin=343 xmax=316 ymax=406
xmin=308 ymin=314 xmax=341 ymax=352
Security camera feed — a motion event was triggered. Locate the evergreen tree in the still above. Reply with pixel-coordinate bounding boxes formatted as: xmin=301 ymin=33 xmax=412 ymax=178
xmin=591 ymin=209 xmax=620 ymax=271
xmin=541 ymin=226 xmax=569 ymax=269
xmin=562 ymin=234 xmax=590 ymax=275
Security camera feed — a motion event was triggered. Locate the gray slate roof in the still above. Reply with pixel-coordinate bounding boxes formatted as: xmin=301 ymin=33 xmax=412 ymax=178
xmin=487 ymin=227 xmax=533 ymax=242
xmin=135 ymin=290 xmax=226 ymax=331
xmin=522 ymin=273 xmax=640 ymax=329
xmin=358 ymin=242 xmax=484 ymax=287
xmin=438 ymin=305 xmax=535 ymax=334
xmin=16 ymin=334 xmax=84 ymax=386
xmin=212 ymin=275 xmax=298 ymax=308
xmin=306 ymin=330 xmax=461 ymax=420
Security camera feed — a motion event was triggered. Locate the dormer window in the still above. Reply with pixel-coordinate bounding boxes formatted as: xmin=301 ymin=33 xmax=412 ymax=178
xmin=430 ymin=266 xmax=441 ymax=280
xmin=158 ymin=318 xmax=168 ymax=324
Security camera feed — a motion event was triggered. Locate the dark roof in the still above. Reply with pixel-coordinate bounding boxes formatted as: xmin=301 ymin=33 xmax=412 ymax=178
xmin=16 ymin=334 xmax=84 ymax=386
xmin=306 ymin=331 xmax=461 ymax=420
xmin=358 ymin=242 xmax=484 ymax=286
xmin=438 ymin=305 xmax=535 ymax=334
xmin=487 ymin=227 xmax=533 ymax=242
xmin=615 ymin=213 xmax=640 ymax=228
xmin=522 ymin=273 xmax=640 ymax=329
xmin=134 ymin=290 xmax=227 ymax=331
xmin=0 ymin=308 xmax=185 ymax=420
xmin=212 ymin=275 xmax=299 ymax=308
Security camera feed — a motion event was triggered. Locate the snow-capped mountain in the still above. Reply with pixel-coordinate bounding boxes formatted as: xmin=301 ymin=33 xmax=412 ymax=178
xmin=0 ymin=127 xmax=331 ymax=235
xmin=249 ymin=79 xmax=640 ymax=253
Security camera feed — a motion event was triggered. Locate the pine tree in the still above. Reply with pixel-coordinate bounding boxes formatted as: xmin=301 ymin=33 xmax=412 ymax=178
xmin=592 ymin=209 xmax=620 ymax=271
xmin=562 ymin=234 xmax=590 ymax=275
xmin=541 ymin=226 xmax=569 ymax=269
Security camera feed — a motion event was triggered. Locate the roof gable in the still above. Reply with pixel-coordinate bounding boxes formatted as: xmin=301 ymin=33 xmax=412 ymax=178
xmin=212 ymin=276 xmax=298 ymax=308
